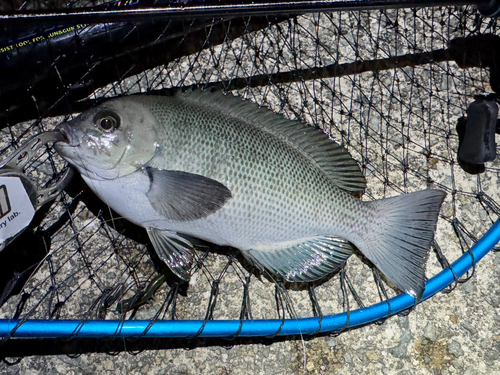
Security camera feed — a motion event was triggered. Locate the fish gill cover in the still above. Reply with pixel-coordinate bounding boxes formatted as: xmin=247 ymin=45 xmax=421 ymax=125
xmin=0 ymin=0 xmax=499 ymax=372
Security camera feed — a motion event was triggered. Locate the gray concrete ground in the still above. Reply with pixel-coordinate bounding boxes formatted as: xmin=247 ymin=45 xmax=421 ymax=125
xmin=1 ymin=6 xmax=500 ymax=375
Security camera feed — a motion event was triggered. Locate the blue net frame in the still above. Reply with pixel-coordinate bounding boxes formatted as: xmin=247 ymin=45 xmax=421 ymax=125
xmin=0 ymin=0 xmax=500 ymax=343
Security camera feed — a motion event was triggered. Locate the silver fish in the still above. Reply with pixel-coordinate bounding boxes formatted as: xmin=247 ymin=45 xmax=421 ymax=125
xmin=55 ymin=89 xmax=445 ymax=300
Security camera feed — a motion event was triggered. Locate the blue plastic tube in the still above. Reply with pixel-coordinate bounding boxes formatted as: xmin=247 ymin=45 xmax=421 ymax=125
xmin=1 ymin=219 xmax=499 ymax=339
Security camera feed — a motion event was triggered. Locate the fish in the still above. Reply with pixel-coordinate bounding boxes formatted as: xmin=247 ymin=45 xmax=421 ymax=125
xmin=55 ymin=88 xmax=446 ymax=300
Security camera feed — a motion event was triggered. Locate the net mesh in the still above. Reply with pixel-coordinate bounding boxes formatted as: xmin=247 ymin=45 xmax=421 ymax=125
xmin=0 ymin=0 xmax=499 ymax=346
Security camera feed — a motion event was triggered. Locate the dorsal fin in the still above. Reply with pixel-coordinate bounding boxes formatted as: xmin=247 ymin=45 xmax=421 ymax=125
xmin=170 ymin=88 xmax=366 ymax=195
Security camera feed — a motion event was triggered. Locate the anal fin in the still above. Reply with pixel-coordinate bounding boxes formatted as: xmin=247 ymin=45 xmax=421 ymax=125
xmin=246 ymin=237 xmax=354 ymax=283
xmin=147 ymin=228 xmax=194 ymax=281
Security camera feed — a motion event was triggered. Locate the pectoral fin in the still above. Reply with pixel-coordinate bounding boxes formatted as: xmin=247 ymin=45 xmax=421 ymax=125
xmin=145 ymin=167 xmax=232 ymax=221
xmin=147 ymin=228 xmax=194 ymax=281
xmin=245 ymin=237 xmax=355 ymax=282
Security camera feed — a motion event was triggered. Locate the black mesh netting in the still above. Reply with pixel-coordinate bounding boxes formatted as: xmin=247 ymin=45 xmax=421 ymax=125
xmin=0 ymin=0 xmax=499 ymax=349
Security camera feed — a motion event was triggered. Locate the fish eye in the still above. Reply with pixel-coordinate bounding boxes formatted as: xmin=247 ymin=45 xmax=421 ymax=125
xmin=93 ymin=110 xmax=120 ymax=133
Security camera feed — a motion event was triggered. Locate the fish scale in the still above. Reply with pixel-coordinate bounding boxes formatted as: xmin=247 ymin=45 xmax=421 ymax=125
xmin=55 ymin=88 xmax=445 ymax=300
xmin=145 ymin=97 xmax=345 ymax=244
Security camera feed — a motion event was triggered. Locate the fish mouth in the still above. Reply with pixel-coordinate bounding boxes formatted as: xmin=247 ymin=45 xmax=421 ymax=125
xmin=55 ymin=122 xmax=80 ymax=147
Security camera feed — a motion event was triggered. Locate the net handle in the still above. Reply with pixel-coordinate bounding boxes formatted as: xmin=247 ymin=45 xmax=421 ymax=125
xmin=0 ymin=0 xmax=487 ymax=25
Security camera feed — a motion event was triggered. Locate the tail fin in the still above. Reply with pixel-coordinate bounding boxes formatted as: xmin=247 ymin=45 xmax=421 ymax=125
xmin=359 ymin=189 xmax=446 ymax=301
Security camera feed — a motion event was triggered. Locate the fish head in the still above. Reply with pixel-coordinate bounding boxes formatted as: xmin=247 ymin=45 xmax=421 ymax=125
xmin=55 ymin=97 xmax=159 ymax=180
